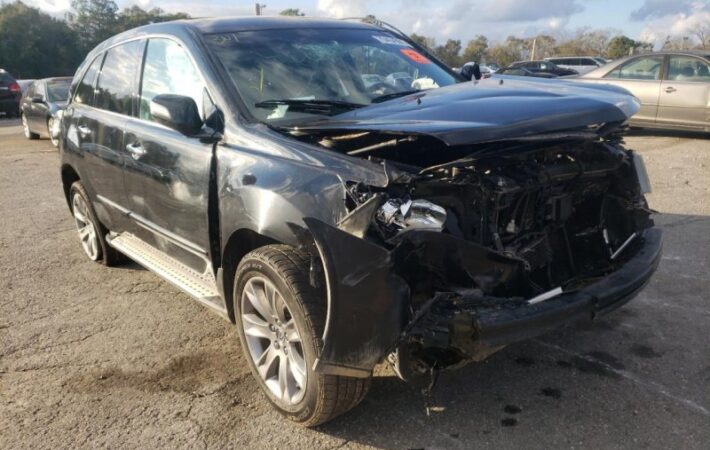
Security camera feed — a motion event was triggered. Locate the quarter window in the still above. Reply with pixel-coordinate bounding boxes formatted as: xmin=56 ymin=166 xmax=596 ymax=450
xmin=604 ymin=56 xmax=663 ymax=81
xmin=95 ymin=40 xmax=143 ymax=115
xmin=139 ymin=38 xmax=206 ymax=121
xmin=667 ymin=56 xmax=710 ymax=82
xmin=74 ymin=55 xmax=103 ymax=105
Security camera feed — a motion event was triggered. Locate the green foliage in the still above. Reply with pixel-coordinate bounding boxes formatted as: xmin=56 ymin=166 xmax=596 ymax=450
xmin=606 ymin=35 xmax=641 ymax=59
xmin=279 ymin=8 xmax=305 ymax=16
xmin=409 ymin=33 xmax=436 ymax=50
xmin=462 ymin=35 xmax=488 ymax=63
xmin=0 ymin=1 xmax=82 ymax=78
xmin=66 ymin=0 xmax=119 ymax=53
xmin=117 ymin=6 xmax=189 ymax=31
xmin=434 ymin=39 xmax=462 ymax=67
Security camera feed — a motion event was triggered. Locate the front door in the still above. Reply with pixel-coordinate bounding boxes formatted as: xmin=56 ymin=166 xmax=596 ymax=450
xmin=121 ymin=37 xmax=215 ymax=274
xmin=657 ymin=55 xmax=710 ymax=129
xmin=601 ymin=55 xmax=664 ymax=125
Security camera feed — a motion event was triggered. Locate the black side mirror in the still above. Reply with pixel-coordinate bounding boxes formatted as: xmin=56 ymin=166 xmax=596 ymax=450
xmin=149 ymin=94 xmax=203 ymax=136
xmin=31 ymin=95 xmax=44 ymax=103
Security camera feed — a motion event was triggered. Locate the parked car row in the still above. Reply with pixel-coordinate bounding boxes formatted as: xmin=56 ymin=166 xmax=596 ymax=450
xmin=0 ymin=69 xmax=22 ymax=118
xmin=20 ymin=77 xmax=72 ymax=146
xmin=0 ymin=68 xmax=71 ymax=146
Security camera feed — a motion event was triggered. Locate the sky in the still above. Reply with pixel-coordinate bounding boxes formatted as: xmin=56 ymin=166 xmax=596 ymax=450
xmin=25 ymin=0 xmax=710 ymax=47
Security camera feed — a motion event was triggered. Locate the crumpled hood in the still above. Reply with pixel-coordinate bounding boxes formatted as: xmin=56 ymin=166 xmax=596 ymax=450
xmin=297 ymin=77 xmax=640 ymax=146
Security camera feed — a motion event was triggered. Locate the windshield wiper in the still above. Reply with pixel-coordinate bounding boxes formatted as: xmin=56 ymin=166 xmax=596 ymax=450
xmin=371 ymin=90 xmax=421 ymax=104
xmin=254 ymin=99 xmax=366 ymax=115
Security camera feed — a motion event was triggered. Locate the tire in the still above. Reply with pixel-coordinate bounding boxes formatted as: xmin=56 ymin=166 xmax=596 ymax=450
xmin=234 ymin=245 xmax=370 ymax=426
xmin=69 ymin=181 xmax=125 ymax=266
xmin=21 ymin=113 xmax=39 ymax=139
xmin=48 ymin=117 xmax=59 ymax=147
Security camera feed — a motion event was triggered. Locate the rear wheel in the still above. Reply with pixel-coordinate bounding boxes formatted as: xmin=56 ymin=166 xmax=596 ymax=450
xmin=22 ymin=113 xmax=39 ymax=139
xmin=234 ymin=245 xmax=370 ymax=426
xmin=69 ymin=181 xmax=125 ymax=266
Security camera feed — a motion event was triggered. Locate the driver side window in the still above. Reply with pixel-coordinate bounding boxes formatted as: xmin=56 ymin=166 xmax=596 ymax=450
xmin=139 ymin=38 xmax=206 ymax=122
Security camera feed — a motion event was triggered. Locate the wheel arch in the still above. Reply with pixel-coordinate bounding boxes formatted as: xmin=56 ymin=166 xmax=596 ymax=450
xmin=221 ymin=228 xmax=280 ymax=322
xmin=61 ymin=164 xmax=80 ymax=210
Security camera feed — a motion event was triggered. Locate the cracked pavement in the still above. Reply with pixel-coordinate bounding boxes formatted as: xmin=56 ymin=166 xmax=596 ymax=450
xmin=1 ymin=119 xmax=709 ymax=449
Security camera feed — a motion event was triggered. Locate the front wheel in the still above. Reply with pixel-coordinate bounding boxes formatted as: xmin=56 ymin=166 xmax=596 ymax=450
xmin=234 ymin=245 xmax=370 ymax=426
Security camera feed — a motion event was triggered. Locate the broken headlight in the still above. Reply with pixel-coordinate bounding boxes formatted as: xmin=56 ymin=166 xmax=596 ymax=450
xmin=376 ymin=199 xmax=447 ymax=236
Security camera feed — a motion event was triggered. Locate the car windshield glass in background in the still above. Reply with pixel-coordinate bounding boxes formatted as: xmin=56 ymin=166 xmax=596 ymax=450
xmin=46 ymin=80 xmax=70 ymax=102
xmin=205 ymin=28 xmax=458 ymax=124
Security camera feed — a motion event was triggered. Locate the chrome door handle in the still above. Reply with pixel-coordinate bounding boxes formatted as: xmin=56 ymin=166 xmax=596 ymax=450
xmin=665 ymin=87 xmax=677 ymax=93
xmin=77 ymin=125 xmax=92 ymax=137
xmin=126 ymin=142 xmax=146 ymax=159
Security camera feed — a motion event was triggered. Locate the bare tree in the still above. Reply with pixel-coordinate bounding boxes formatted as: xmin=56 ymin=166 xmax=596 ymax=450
xmin=690 ymin=24 xmax=709 ymax=49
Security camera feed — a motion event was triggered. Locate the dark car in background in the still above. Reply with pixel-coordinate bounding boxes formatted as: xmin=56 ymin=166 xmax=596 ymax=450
xmin=0 ymin=69 xmax=22 ymax=118
xmin=545 ymin=56 xmax=603 ymax=74
xmin=20 ymin=77 xmax=72 ymax=146
xmin=509 ymin=60 xmax=579 ymax=77
xmin=60 ymin=17 xmax=661 ymax=427
xmin=496 ymin=66 xmax=559 ymax=78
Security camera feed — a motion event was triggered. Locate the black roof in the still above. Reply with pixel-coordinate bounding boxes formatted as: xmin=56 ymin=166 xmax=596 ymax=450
xmin=184 ymin=16 xmax=380 ymax=34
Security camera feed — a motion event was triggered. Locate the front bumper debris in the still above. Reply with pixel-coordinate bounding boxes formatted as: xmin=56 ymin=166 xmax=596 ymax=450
xmin=306 ymin=216 xmax=662 ymax=378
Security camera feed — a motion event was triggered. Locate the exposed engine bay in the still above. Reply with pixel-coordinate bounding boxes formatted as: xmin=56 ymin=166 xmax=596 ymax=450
xmin=293 ymin=127 xmax=657 ymax=381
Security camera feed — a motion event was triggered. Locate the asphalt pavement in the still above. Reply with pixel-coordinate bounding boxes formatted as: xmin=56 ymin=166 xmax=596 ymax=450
xmin=1 ymin=118 xmax=708 ymax=449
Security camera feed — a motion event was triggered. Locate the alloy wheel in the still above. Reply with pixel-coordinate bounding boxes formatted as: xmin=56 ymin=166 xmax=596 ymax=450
xmin=72 ymin=193 xmax=99 ymax=260
xmin=241 ymin=276 xmax=307 ymax=405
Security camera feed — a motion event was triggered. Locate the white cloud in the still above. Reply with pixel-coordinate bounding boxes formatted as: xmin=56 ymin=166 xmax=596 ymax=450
xmin=316 ymin=0 xmax=369 ymax=18
xmin=630 ymin=0 xmax=698 ymax=21
xmin=637 ymin=2 xmax=710 ymax=47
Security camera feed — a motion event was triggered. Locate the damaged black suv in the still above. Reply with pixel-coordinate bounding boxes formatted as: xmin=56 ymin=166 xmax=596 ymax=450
xmin=59 ymin=17 xmax=662 ymax=426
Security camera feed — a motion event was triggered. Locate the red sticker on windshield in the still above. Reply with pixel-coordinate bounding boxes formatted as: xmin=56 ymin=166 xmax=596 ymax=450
xmin=400 ymin=48 xmax=430 ymax=64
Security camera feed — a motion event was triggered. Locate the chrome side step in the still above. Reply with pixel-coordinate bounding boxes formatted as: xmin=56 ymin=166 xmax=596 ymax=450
xmin=107 ymin=233 xmax=227 ymax=317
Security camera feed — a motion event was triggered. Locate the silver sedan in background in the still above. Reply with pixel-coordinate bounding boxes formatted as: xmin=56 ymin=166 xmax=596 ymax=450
xmin=575 ymin=51 xmax=709 ymax=132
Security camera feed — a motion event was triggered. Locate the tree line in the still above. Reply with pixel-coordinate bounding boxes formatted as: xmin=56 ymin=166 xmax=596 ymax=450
xmin=0 ymin=0 xmax=708 ymax=79
xmin=0 ymin=0 xmax=189 ymax=78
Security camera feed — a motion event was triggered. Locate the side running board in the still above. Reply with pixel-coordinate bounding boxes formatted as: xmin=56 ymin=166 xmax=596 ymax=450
xmin=107 ymin=233 xmax=227 ymax=317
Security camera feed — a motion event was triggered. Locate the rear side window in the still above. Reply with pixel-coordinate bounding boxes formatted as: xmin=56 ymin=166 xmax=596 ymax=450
xmin=667 ymin=56 xmax=710 ymax=82
xmin=580 ymin=58 xmax=597 ymax=66
xmin=95 ymin=40 xmax=144 ymax=115
xmin=74 ymin=55 xmax=103 ymax=105
xmin=139 ymin=38 xmax=206 ymax=121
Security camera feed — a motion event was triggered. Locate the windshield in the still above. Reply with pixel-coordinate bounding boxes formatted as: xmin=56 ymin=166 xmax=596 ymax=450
xmin=47 ymin=80 xmax=70 ymax=102
xmin=205 ymin=28 xmax=459 ymax=124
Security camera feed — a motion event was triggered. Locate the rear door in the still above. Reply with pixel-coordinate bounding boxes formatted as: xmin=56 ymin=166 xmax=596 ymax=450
xmin=121 ymin=37 xmax=215 ymax=274
xmin=601 ymin=55 xmax=664 ymax=125
xmin=66 ymin=40 xmax=144 ymax=230
xmin=657 ymin=55 xmax=710 ymax=129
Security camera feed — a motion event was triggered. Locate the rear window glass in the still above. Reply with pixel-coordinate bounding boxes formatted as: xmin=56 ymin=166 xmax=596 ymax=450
xmin=0 ymin=73 xmax=14 ymax=83
xmin=95 ymin=40 xmax=143 ymax=115
xmin=47 ymin=80 xmax=70 ymax=102
xmin=74 ymin=55 xmax=103 ymax=105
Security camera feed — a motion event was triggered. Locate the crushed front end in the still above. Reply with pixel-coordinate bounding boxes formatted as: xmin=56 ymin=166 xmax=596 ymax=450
xmin=304 ymin=133 xmax=662 ymax=381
